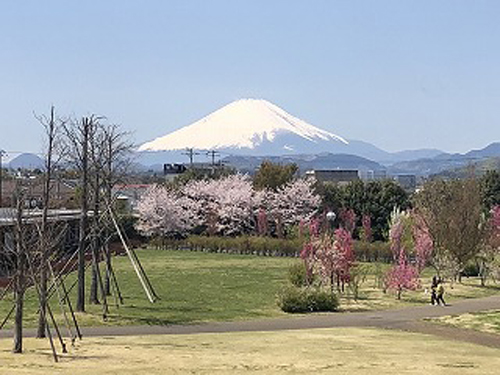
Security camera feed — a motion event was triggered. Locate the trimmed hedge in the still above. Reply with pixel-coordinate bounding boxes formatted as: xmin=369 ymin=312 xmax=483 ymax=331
xmin=155 ymin=235 xmax=303 ymax=257
xmin=147 ymin=235 xmax=393 ymax=262
xmin=277 ymin=286 xmax=339 ymax=313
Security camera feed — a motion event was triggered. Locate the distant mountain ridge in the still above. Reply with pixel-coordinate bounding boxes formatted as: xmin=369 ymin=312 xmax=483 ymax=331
xmin=223 ymin=153 xmax=385 ymax=175
xmin=388 ymin=142 xmax=500 ymax=176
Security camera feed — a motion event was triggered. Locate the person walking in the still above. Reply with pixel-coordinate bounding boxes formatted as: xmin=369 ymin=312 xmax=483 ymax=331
xmin=436 ymin=280 xmax=446 ymax=306
xmin=430 ymin=276 xmax=438 ymax=305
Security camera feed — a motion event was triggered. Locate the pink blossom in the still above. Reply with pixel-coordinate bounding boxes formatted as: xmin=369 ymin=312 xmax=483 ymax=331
xmin=340 ymin=208 xmax=356 ymax=234
xmin=361 ymin=214 xmax=372 ymax=243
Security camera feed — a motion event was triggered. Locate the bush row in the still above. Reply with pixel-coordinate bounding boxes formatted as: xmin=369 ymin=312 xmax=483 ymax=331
xmin=147 ymin=235 xmax=393 ymax=262
xmin=353 ymin=241 xmax=392 ymax=263
xmin=150 ymin=235 xmax=303 ymax=257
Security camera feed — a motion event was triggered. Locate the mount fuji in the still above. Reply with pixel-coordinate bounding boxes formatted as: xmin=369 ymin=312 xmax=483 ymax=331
xmin=137 ymin=99 xmax=444 ymax=167
xmin=139 ymin=99 xmax=350 ymax=156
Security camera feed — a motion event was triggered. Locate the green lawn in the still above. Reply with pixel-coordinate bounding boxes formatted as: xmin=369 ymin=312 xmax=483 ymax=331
xmin=0 ymin=249 xmax=295 ymax=328
xmin=1 ymin=249 xmax=500 ymax=328
xmin=1 ymin=328 xmax=500 ymax=374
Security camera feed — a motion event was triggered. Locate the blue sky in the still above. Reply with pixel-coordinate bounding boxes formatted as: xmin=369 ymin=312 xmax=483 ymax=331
xmin=1 ymin=1 xmax=499 ymax=154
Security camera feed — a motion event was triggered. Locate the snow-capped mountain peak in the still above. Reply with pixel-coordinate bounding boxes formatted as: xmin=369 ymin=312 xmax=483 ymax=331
xmin=138 ymin=99 xmax=348 ymax=152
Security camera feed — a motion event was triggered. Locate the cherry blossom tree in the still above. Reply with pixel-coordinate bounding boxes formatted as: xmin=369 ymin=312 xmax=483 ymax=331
xmin=385 ymin=211 xmax=420 ymax=299
xmin=266 ymin=178 xmax=320 ymax=237
xmin=136 ymin=185 xmax=198 ymax=237
xmin=182 ymin=174 xmax=262 ymax=236
xmin=136 ymin=175 xmax=319 ymax=239
xmin=257 ymin=208 xmax=269 ymax=236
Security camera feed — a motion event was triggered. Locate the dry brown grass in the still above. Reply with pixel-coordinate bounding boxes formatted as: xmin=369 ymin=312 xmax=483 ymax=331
xmin=1 ymin=328 xmax=500 ymax=374
xmin=432 ymin=309 xmax=500 ymax=335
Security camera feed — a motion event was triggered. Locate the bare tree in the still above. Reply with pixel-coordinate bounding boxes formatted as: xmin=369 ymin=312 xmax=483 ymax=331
xmin=62 ymin=116 xmax=133 ymax=312
xmin=34 ymin=106 xmax=65 ymax=337
xmin=414 ymin=177 xmax=485 ymax=281
xmin=63 ymin=115 xmax=100 ymax=312
xmin=87 ymin=125 xmax=108 ymax=311
xmin=100 ymin=124 xmax=134 ymax=296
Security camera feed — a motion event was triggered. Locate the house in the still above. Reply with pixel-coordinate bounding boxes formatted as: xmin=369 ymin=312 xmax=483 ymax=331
xmin=112 ymin=184 xmax=152 ymax=212
xmin=163 ymin=163 xmax=187 ymax=182
xmin=0 ymin=178 xmax=77 ymax=209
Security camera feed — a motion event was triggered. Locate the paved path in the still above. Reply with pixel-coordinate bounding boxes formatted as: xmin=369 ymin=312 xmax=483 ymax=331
xmin=3 ymin=295 xmax=500 ymax=347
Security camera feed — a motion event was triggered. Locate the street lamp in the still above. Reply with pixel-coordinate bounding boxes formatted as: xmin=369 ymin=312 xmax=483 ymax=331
xmin=326 ymin=211 xmax=336 ymax=233
xmin=326 ymin=211 xmax=336 ymax=223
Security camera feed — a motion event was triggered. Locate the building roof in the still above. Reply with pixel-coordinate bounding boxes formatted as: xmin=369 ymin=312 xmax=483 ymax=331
xmin=0 ymin=208 xmax=86 ymax=227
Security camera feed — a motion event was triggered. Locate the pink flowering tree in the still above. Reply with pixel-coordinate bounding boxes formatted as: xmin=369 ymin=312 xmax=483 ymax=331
xmin=361 ymin=214 xmax=372 ymax=243
xmin=300 ymin=224 xmax=354 ymax=294
xmin=412 ymin=213 xmax=433 ymax=272
xmin=339 ymin=208 xmax=357 ymax=234
xmin=266 ymin=178 xmax=321 ymax=238
xmin=331 ymin=228 xmax=355 ymax=292
xmin=385 ymin=211 xmax=421 ymax=299
xmin=385 ymin=250 xmax=420 ymax=300
xmin=136 ymin=175 xmax=319 ymax=239
xmin=136 ymin=185 xmax=198 ymax=237
xmin=182 ymin=174 xmax=262 ymax=236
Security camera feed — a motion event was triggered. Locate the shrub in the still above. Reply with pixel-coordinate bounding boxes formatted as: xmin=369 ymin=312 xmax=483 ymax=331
xmin=462 ymin=260 xmax=480 ymax=277
xmin=288 ymin=262 xmax=309 ymax=287
xmin=277 ymin=286 xmax=339 ymax=313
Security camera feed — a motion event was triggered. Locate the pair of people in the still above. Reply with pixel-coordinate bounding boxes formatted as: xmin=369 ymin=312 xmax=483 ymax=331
xmin=430 ymin=276 xmax=446 ymax=306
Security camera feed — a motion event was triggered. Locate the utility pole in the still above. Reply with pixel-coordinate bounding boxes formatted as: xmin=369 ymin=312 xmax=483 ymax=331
xmin=182 ymin=148 xmax=199 ymax=167
xmin=206 ymin=150 xmax=220 ymax=166
xmin=0 ymin=150 xmax=7 ymax=207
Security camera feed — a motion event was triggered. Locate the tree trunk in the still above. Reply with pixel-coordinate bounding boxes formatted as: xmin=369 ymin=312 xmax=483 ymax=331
xmin=13 ymin=196 xmax=25 ymax=353
xmin=479 ymin=260 xmax=487 ymax=287
xmin=76 ymin=118 xmax=90 ymax=312
xmin=104 ymin=240 xmax=112 ymax=296
xmin=36 ymin=266 xmax=48 ymax=338
xmin=90 ymin=176 xmax=100 ymax=305
xmin=37 ymin=105 xmax=56 ymax=338
xmin=13 ymin=286 xmax=24 ymax=353
xmin=89 ymin=255 xmax=100 ymax=304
